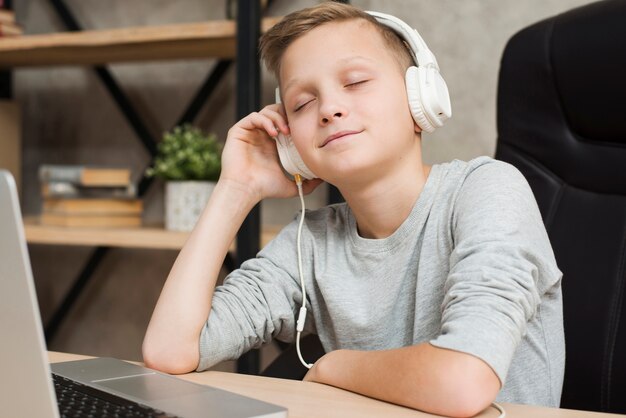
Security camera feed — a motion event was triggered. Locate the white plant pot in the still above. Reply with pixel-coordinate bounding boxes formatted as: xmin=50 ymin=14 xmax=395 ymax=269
xmin=165 ymin=181 xmax=215 ymax=231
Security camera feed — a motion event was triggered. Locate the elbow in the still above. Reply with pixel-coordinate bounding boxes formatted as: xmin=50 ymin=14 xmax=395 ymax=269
xmin=411 ymin=350 xmax=500 ymax=418
xmin=401 ymin=372 xmax=499 ymax=418
xmin=417 ymin=381 xmax=497 ymax=418
xmin=142 ymin=338 xmax=199 ymax=375
xmin=442 ymin=368 xmax=501 ymax=418
xmin=446 ymin=390 xmax=498 ymax=418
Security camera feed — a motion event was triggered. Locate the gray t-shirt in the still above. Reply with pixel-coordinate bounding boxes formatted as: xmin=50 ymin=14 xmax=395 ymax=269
xmin=198 ymin=156 xmax=565 ymax=407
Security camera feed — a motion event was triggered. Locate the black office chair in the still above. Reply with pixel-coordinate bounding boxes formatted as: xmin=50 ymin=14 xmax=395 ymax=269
xmin=495 ymin=0 xmax=626 ymax=413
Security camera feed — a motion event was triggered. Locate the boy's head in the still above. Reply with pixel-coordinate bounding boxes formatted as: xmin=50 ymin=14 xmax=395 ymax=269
xmin=260 ymin=2 xmax=414 ymax=81
xmin=258 ymin=3 xmax=449 ymax=185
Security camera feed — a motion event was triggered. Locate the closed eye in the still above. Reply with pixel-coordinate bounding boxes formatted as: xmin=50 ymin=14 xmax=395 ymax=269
xmin=294 ymin=99 xmax=314 ymax=112
xmin=346 ymin=80 xmax=369 ymax=88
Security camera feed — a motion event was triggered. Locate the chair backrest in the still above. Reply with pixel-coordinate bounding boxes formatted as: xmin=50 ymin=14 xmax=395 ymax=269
xmin=495 ymin=0 xmax=626 ymax=413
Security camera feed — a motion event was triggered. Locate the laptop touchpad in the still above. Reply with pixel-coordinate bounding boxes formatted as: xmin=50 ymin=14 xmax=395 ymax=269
xmin=95 ymin=373 xmax=209 ymax=401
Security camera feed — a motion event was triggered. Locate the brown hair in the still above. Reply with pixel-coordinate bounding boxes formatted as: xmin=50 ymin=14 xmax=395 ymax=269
xmin=259 ymin=2 xmax=414 ymax=79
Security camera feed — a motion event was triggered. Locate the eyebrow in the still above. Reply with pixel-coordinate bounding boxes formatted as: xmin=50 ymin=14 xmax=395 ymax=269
xmin=282 ymin=55 xmax=377 ymax=96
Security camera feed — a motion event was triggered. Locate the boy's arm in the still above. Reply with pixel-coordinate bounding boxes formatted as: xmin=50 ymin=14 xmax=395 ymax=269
xmin=305 ymin=344 xmax=500 ymax=418
xmin=142 ymin=181 xmax=256 ymax=374
xmin=142 ymin=105 xmax=321 ymax=374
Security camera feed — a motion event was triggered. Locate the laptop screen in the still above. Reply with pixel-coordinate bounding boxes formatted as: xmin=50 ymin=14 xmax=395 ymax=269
xmin=0 ymin=170 xmax=60 ymax=417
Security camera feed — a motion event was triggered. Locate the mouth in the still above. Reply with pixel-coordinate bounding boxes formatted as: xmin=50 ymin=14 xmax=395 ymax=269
xmin=320 ymin=130 xmax=363 ymax=148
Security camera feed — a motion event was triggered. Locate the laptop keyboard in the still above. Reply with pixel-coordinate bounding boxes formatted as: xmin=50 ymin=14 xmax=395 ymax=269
xmin=53 ymin=373 xmax=180 ymax=418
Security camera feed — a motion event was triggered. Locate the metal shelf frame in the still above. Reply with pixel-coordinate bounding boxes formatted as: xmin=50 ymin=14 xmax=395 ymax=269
xmin=0 ymin=0 xmax=259 ymax=371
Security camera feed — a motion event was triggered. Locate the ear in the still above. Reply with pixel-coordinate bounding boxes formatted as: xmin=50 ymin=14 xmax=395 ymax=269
xmin=414 ymin=121 xmax=422 ymax=133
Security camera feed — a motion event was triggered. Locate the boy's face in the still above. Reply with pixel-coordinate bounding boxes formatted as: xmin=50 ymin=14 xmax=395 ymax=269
xmin=279 ymin=19 xmax=420 ymax=184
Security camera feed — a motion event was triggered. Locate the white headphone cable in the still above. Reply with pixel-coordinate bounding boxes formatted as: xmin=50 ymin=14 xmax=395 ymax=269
xmin=294 ymin=174 xmax=313 ymax=369
xmin=491 ymin=402 xmax=506 ymax=417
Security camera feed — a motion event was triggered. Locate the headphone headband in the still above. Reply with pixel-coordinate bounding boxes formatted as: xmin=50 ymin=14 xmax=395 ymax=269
xmin=275 ymin=9 xmax=451 ymax=134
xmin=365 ymin=11 xmax=440 ymax=71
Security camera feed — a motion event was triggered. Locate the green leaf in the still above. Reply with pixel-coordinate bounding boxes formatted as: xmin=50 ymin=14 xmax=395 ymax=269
xmin=145 ymin=124 xmax=222 ymax=181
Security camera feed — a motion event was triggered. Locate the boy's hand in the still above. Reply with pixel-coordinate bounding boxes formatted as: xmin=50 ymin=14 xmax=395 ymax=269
xmin=219 ymin=104 xmax=322 ymax=203
xmin=303 ymin=361 xmax=321 ymax=383
xmin=303 ymin=351 xmax=333 ymax=383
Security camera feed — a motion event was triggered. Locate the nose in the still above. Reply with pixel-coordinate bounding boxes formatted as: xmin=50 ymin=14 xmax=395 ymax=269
xmin=319 ymin=94 xmax=347 ymax=125
xmin=321 ymin=111 xmax=343 ymax=125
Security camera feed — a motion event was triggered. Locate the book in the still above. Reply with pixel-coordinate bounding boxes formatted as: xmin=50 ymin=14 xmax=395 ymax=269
xmin=39 ymin=165 xmax=132 ymax=187
xmin=43 ymin=198 xmax=143 ymax=215
xmin=40 ymin=213 xmax=142 ymax=228
xmin=0 ymin=9 xmax=15 ymax=25
xmin=41 ymin=181 xmax=137 ymax=199
xmin=0 ymin=100 xmax=21 ymax=193
xmin=0 ymin=23 xmax=22 ymax=36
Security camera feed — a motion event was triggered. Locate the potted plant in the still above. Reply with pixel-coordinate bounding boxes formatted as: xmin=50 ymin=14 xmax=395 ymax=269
xmin=146 ymin=124 xmax=222 ymax=231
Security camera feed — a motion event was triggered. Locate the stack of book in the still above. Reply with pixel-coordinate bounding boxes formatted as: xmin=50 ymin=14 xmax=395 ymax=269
xmin=0 ymin=6 xmax=23 ymax=37
xmin=39 ymin=165 xmax=143 ymax=228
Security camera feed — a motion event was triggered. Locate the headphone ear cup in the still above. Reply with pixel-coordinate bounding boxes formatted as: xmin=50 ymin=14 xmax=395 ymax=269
xmin=406 ymin=66 xmax=436 ymax=133
xmin=407 ymin=66 xmax=452 ymax=133
xmin=275 ymin=132 xmax=317 ymax=180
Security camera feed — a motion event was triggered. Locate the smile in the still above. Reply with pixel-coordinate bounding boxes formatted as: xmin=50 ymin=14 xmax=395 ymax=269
xmin=320 ymin=130 xmax=363 ymax=147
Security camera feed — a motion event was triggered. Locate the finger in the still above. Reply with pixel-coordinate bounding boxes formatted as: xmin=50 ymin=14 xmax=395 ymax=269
xmin=263 ymin=102 xmax=287 ymax=119
xmin=236 ymin=112 xmax=280 ymax=139
xmin=275 ymin=102 xmax=288 ymax=120
xmin=276 ymin=104 xmax=290 ymax=135
xmin=259 ymin=106 xmax=290 ymax=135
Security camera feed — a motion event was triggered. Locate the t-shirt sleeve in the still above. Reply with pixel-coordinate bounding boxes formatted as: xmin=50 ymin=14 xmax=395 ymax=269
xmin=196 ymin=219 xmax=310 ymax=371
xmin=429 ymin=160 xmax=562 ymax=384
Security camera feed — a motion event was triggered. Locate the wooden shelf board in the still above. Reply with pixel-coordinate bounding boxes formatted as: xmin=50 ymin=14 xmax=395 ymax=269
xmin=23 ymin=216 xmax=281 ymax=251
xmin=0 ymin=17 xmax=281 ymax=67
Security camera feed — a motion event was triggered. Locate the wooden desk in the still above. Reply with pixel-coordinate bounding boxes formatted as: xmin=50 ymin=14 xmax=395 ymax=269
xmin=49 ymin=352 xmax=619 ymax=418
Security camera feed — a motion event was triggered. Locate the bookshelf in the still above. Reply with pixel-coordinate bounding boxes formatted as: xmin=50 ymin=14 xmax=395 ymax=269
xmin=1 ymin=0 xmax=276 ymax=374
xmin=0 ymin=18 xmax=281 ymax=67
xmin=23 ymin=217 xmax=281 ymax=251
xmin=4 ymin=15 xmax=283 ymax=250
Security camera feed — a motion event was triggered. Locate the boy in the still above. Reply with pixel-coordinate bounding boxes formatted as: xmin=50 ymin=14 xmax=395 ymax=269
xmin=143 ymin=3 xmax=564 ymax=417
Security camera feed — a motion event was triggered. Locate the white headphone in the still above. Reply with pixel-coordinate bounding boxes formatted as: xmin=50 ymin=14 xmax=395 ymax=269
xmin=274 ymin=89 xmax=318 ymax=180
xmin=274 ymin=10 xmax=452 ymax=180
xmin=366 ymin=11 xmax=451 ymax=133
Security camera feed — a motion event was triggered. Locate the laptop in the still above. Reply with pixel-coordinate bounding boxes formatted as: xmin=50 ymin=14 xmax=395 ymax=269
xmin=0 ymin=170 xmax=287 ymax=418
